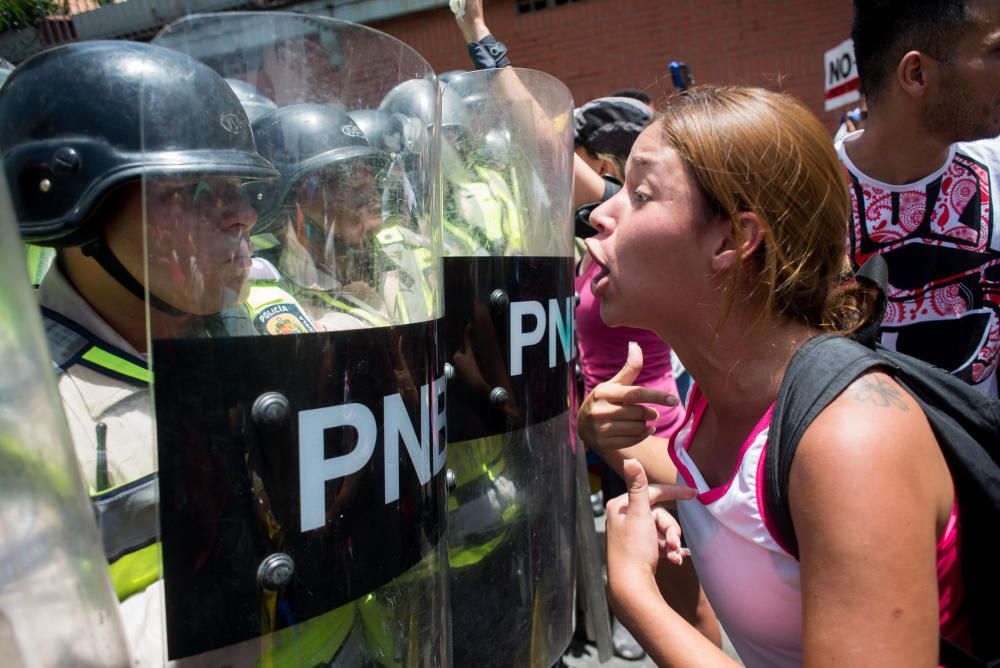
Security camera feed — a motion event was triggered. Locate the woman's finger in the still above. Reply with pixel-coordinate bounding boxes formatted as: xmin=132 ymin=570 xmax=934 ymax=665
xmin=595 ymin=418 xmax=656 ymax=437
xmin=647 ymin=483 xmax=698 ymax=505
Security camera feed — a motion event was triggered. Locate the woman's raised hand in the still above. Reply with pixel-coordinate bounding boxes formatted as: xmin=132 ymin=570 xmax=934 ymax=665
xmin=577 ymin=342 xmax=679 ymax=454
xmin=606 ymin=459 xmax=696 ymax=591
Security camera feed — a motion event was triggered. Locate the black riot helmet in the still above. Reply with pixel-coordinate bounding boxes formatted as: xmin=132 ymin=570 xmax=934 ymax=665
xmin=0 ymin=41 xmax=278 ymax=247
xmin=252 ymin=103 xmax=383 ymax=214
xmin=348 ymin=109 xmax=428 ymax=156
xmin=377 ymin=78 xmax=438 ymax=128
xmin=225 ymin=78 xmax=278 ymax=124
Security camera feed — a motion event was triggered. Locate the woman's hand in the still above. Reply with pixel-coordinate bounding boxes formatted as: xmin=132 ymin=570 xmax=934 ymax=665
xmin=607 ymin=459 xmax=697 ymax=600
xmin=577 ymin=342 xmax=679 ymax=455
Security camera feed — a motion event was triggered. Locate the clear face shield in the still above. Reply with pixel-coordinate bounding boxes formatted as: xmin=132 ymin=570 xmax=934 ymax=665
xmin=141 ymin=13 xmax=447 ymax=666
xmin=0 ymin=166 xmax=131 ymax=667
xmin=141 ymin=174 xmax=268 ymax=317
xmin=438 ymin=68 xmax=579 ymax=666
xmin=275 ymin=156 xmax=389 ymax=293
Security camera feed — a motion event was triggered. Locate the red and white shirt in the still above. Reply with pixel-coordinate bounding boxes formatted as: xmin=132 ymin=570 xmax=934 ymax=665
xmin=836 ymin=132 xmax=1000 ymax=397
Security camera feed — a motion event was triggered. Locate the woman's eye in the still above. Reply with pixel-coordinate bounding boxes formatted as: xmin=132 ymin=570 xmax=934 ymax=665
xmin=632 ymin=189 xmax=651 ymax=203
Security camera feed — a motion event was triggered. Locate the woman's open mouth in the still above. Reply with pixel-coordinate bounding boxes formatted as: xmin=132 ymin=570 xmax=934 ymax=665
xmin=590 ymin=262 xmax=610 ymax=297
xmin=585 ymin=240 xmax=611 ymax=296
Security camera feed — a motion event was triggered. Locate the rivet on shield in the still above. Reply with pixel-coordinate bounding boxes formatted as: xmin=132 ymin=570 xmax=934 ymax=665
xmin=444 ymin=362 xmax=455 ymax=381
xmin=39 ymin=178 xmax=52 ymax=193
xmin=257 ymin=552 xmax=295 ymax=592
xmin=52 ymin=147 xmax=81 ymax=175
xmin=489 ymin=386 xmax=509 ymax=408
xmin=446 ymin=468 xmax=457 ymax=492
xmin=489 ymin=289 xmax=509 ymax=313
xmin=252 ymin=391 xmax=291 ymax=429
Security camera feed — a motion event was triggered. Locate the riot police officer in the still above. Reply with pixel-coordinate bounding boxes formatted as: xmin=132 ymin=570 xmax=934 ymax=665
xmin=145 ymin=13 xmax=448 ymax=666
xmin=0 ymin=40 xmax=304 ymax=664
xmin=252 ymin=103 xmax=436 ymax=328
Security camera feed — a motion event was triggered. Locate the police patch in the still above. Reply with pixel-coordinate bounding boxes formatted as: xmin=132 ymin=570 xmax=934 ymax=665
xmin=254 ymin=302 xmax=314 ymax=335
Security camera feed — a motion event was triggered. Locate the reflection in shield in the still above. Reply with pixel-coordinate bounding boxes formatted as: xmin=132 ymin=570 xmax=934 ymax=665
xmin=150 ymin=12 xmax=448 ymax=665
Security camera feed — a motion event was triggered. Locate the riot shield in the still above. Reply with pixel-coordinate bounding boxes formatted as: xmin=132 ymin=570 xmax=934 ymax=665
xmin=0 ymin=168 xmax=131 ymax=666
xmin=441 ymin=69 xmax=577 ymax=667
xmin=144 ymin=14 xmax=448 ymax=665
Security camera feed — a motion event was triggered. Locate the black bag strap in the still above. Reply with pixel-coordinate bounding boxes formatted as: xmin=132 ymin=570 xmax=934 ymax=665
xmin=852 ymin=254 xmax=888 ymax=348
xmin=765 ymin=253 xmax=891 ymax=554
xmin=767 ymin=335 xmax=1000 ymax=665
xmin=763 ymin=334 xmax=886 ymax=557
xmin=941 ymin=637 xmax=1000 ymax=668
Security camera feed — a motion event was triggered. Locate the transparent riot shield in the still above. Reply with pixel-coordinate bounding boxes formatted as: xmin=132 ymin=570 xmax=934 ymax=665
xmin=441 ymin=69 xmax=577 ymax=667
xmin=143 ymin=13 xmax=448 ymax=665
xmin=0 ymin=168 xmax=131 ymax=666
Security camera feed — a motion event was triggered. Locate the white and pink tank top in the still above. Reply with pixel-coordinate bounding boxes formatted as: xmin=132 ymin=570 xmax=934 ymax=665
xmin=669 ymin=385 xmax=967 ymax=668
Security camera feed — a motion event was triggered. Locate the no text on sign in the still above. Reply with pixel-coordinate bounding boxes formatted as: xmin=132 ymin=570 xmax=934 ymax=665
xmin=824 ymin=37 xmax=861 ymax=111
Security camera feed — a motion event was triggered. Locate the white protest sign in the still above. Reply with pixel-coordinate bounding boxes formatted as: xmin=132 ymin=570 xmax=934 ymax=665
xmin=824 ymin=37 xmax=861 ymax=111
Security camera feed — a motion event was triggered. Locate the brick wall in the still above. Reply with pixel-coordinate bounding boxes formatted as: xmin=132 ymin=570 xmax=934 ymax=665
xmin=370 ymin=0 xmax=855 ymax=133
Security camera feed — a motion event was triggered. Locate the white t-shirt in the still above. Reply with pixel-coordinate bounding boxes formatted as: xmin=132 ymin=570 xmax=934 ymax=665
xmin=836 ymin=132 xmax=1000 ymax=397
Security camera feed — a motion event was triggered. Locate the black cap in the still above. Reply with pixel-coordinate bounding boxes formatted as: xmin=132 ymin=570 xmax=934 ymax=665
xmin=574 ymin=96 xmax=653 ymax=159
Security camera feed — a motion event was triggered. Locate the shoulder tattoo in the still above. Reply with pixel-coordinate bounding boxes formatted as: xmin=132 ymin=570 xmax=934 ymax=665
xmin=848 ymin=375 xmax=910 ymax=411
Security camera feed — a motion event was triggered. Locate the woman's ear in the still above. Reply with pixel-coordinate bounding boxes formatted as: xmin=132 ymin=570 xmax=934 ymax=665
xmin=709 ymin=211 xmax=765 ymax=273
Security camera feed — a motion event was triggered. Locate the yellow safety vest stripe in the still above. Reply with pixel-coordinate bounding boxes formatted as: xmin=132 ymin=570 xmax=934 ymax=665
xmin=257 ymin=602 xmax=356 ymax=668
xmin=448 ymin=435 xmax=506 ymax=489
xmin=448 ymin=531 xmax=507 ymax=569
xmin=374 ymin=226 xmax=437 ymax=322
xmin=80 ymin=346 xmax=152 ymax=384
xmin=108 ymin=542 xmax=160 ymax=601
xmin=443 ymin=220 xmax=482 ymax=255
xmin=474 ymin=166 xmax=525 ymax=250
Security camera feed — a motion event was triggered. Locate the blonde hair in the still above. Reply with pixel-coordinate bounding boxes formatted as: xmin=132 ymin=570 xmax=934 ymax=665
xmin=655 ymin=86 xmax=872 ymax=332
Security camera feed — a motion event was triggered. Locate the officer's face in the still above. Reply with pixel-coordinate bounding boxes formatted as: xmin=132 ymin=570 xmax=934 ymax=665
xmin=107 ymin=176 xmax=257 ymax=316
xmin=298 ymin=160 xmax=382 ymax=250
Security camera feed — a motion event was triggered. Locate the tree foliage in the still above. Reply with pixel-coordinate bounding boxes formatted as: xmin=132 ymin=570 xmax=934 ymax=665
xmin=0 ymin=0 xmax=69 ymax=33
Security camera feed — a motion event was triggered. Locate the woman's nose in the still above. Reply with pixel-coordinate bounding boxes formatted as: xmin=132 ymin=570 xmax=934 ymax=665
xmin=588 ymin=196 xmax=618 ymax=238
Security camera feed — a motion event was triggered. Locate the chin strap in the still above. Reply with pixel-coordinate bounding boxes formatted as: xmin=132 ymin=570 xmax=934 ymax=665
xmin=81 ymin=235 xmax=189 ymax=318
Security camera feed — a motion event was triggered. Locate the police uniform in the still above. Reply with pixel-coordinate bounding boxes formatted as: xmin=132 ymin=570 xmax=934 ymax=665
xmin=37 ymin=257 xmax=326 ymax=664
xmin=0 ymin=40 xmax=335 ymax=664
xmin=37 ymin=261 xmax=162 ymax=663
xmin=447 ymin=164 xmax=526 ymax=256
xmin=253 ymin=105 xmax=440 ymax=329
xmin=259 ymin=218 xmax=431 ymax=330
